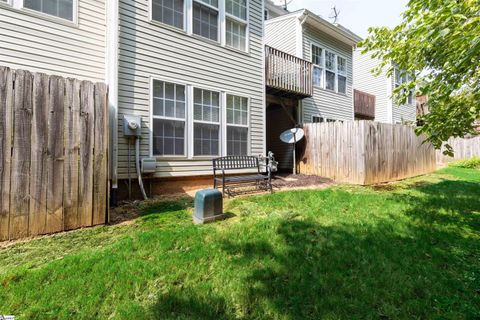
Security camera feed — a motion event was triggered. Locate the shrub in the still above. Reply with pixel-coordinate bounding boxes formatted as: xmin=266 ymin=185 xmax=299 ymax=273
xmin=448 ymin=156 xmax=480 ymax=169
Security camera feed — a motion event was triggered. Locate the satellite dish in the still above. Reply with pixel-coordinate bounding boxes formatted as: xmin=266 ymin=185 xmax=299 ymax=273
xmin=280 ymin=128 xmax=305 ymax=175
xmin=280 ymin=128 xmax=304 ymax=144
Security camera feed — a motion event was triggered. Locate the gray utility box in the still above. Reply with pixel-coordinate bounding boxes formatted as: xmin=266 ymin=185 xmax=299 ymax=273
xmin=193 ymin=189 xmax=225 ymax=224
xmin=123 ymin=114 xmax=142 ymax=137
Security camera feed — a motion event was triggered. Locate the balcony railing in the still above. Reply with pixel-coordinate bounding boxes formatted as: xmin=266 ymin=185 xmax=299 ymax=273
xmin=265 ymin=46 xmax=313 ymax=98
xmin=354 ymin=89 xmax=376 ymax=119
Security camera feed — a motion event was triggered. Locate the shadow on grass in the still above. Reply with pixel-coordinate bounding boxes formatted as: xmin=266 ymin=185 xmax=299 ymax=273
xmin=150 ymin=178 xmax=480 ymax=319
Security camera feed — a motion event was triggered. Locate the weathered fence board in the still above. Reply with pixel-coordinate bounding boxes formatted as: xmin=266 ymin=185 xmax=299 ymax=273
xmin=9 ymin=70 xmax=33 ymax=239
xmin=0 ymin=67 xmax=13 ymax=241
xmin=79 ymin=81 xmax=95 ymax=228
xmin=64 ymin=79 xmax=81 ymax=231
xmin=29 ymin=73 xmax=49 ymax=236
xmin=0 ymin=67 xmax=109 ymax=241
xmin=93 ymin=83 xmax=109 ymax=226
xmin=46 ymin=76 xmax=65 ymax=234
xmin=300 ymin=121 xmax=438 ymax=185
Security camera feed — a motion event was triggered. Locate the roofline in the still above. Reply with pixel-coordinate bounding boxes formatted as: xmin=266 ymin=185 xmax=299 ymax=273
xmin=300 ymin=9 xmax=363 ymax=46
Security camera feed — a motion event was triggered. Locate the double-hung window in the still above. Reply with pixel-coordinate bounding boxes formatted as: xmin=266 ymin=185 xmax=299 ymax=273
xmin=337 ymin=56 xmax=347 ymax=94
xmin=151 ymin=0 xmax=248 ymax=51
xmin=311 ymin=44 xmax=348 ymax=94
xmin=311 ymin=45 xmax=323 ymax=87
xmin=226 ymin=94 xmax=248 ymax=155
xmin=193 ymin=0 xmax=219 ymax=41
xmin=193 ymin=88 xmax=221 ymax=156
xmin=325 ymin=50 xmax=336 ymax=91
xmin=152 ymin=0 xmax=184 ymax=29
xmin=225 ymin=0 xmax=247 ymax=50
xmin=395 ymin=68 xmax=414 ymax=105
xmin=152 ymin=80 xmax=187 ymax=156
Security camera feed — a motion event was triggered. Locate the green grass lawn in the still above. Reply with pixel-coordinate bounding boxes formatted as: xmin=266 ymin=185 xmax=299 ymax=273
xmin=1 ymin=168 xmax=479 ymax=319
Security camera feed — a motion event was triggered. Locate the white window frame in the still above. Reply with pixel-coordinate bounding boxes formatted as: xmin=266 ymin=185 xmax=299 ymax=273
xmin=9 ymin=0 xmax=79 ymax=24
xmin=149 ymin=76 xmax=251 ymax=159
xmin=224 ymin=0 xmax=248 ymax=51
xmin=394 ymin=68 xmax=414 ymax=105
xmin=225 ymin=94 xmax=250 ymax=156
xmin=192 ymin=87 xmax=222 ymax=157
xmin=310 ymin=43 xmax=348 ymax=94
xmin=149 ymin=0 xmax=249 ymax=52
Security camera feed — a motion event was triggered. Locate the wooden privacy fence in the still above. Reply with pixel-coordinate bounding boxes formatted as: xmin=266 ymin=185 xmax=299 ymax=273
xmin=0 ymin=67 xmax=108 ymax=241
xmin=436 ymin=136 xmax=480 ymax=164
xmin=300 ymin=121 xmax=437 ymax=185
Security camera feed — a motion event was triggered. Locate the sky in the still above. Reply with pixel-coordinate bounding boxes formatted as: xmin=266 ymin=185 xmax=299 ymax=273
xmin=281 ymin=0 xmax=409 ymax=38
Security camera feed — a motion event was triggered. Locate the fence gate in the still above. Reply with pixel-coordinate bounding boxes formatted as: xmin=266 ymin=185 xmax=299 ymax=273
xmin=0 ymin=67 xmax=109 ymax=241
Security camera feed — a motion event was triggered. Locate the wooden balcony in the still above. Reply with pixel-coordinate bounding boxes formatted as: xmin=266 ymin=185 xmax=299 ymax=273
xmin=354 ymin=89 xmax=376 ymax=119
xmin=265 ymin=46 xmax=313 ymax=99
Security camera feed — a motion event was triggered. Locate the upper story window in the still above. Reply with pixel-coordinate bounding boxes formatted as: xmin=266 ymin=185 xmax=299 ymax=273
xmin=263 ymin=9 xmax=269 ymax=20
xmin=225 ymin=0 xmax=247 ymax=50
xmin=311 ymin=44 xmax=348 ymax=94
xmin=193 ymin=0 xmax=219 ymax=41
xmin=152 ymin=0 xmax=184 ymax=29
xmin=150 ymin=0 xmax=248 ymax=51
xmin=394 ymin=68 xmax=414 ymax=105
xmin=24 ymin=0 xmax=74 ymax=21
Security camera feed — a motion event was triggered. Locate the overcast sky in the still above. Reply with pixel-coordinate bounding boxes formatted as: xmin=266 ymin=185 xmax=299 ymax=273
xmin=284 ymin=0 xmax=409 ymax=38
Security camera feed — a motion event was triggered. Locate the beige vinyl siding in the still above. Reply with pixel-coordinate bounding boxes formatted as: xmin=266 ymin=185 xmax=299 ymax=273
xmin=118 ymin=0 xmax=264 ymax=178
xmin=353 ymin=49 xmax=390 ymax=122
xmin=302 ymin=25 xmax=354 ymax=122
xmin=0 ymin=0 xmax=106 ymax=82
xmin=264 ymin=16 xmax=297 ymax=55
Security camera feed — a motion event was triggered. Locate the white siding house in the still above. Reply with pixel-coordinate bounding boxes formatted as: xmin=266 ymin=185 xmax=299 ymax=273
xmin=117 ymin=0 xmax=265 ymax=179
xmin=353 ymin=49 xmax=416 ymax=124
xmin=0 ymin=0 xmax=106 ymax=82
xmin=265 ymin=10 xmax=361 ymax=124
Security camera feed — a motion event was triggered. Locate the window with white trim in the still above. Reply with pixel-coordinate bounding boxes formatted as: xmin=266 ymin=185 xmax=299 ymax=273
xmin=152 ymin=0 xmax=184 ymax=29
xmin=311 ymin=45 xmax=323 ymax=87
xmin=394 ymin=68 xmax=414 ymax=105
xmin=193 ymin=0 xmax=219 ymax=41
xmin=150 ymin=0 xmax=248 ymax=51
xmin=23 ymin=0 xmax=74 ymax=21
xmin=311 ymin=44 xmax=348 ymax=94
xmin=226 ymin=94 xmax=248 ymax=155
xmin=152 ymin=80 xmax=187 ymax=156
xmin=337 ymin=56 xmax=347 ymax=94
xmin=194 ymin=88 xmax=220 ymax=156
xmin=325 ymin=50 xmax=336 ymax=91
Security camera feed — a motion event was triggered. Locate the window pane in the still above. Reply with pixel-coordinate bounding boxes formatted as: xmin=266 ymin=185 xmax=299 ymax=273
xmin=227 ymin=94 xmax=248 ymax=125
xmin=193 ymin=88 xmax=220 ymax=123
xmin=312 ymin=45 xmax=323 ymax=66
xmin=152 ymin=0 xmax=184 ymax=29
xmin=24 ymin=0 xmax=74 ymax=21
xmin=194 ymin=123 xmax=220 ymax=156
xmin=193 ymin=1 xmax=218 ymax=41
xmin=226 ymin=18 xmax=246 ymax=51
xmin=326 ymin=70 xmax=335 ymax=91
xmin=226 ymin=0 xmax=246 ymax=20
xmin=325 ymin=51 xmax=335 ymax=71
xmin=313 ymin=66 xmax=323 ymax=87
xmin=338 ymin=75 xmax=347 ymax=94
xmin=153 ymin=80 xmax=185 ymax=119
xmin=337 ymin=56 xmax=346 ymax=75
xmin=153 ymin=119 xmax=185 ymax=156
xmin=227 ymin=126 xmax=248 ymax=156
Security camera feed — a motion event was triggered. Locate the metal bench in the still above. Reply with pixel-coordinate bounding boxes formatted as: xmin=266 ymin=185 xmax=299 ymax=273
xmin=213 ymin=156 xmax=273 ymax=197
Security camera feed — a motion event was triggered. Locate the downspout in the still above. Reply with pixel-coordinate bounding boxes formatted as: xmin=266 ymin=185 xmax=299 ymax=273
xmin=106 ymin=0 xmax=119 ymax=206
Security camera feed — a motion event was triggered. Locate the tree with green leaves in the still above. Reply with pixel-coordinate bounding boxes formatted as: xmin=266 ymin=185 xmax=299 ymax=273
xmin=361 ymin=0 xmax=480 ymax=155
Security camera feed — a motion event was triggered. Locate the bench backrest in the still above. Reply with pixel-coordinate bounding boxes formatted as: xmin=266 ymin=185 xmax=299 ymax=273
xmin=213 ymin=156 xmax=260 ymax=171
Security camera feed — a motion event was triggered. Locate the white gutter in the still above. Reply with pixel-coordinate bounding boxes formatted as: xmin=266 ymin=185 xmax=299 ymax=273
xmin=106 ymin=0 xmax=119 ymax=195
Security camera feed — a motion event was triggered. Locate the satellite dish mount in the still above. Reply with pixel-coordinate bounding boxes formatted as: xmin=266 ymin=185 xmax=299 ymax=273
xmin=280 ymin=127 xmax=305 ymax=175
